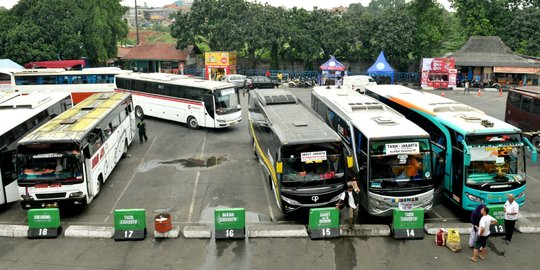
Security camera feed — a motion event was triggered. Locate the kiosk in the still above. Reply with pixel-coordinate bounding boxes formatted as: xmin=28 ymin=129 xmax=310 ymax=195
xmin=204 ymin=51 xmax=237 ymax=80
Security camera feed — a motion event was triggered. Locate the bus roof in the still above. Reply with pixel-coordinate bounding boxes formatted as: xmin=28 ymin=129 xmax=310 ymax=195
xmin=366 ymin=85 xmax=522 ymax=135
xmin=313 ymin=86 xmax=429 ymax=140
xmin=0 ymin=91 xmax=71 ymax=137
xmin=252 ymin=88 xmax=341 ymax=145
xmin=511 ymin=86 xmax=540 ymax=98
xmin=18 ymin=92 xmax=130 ymax=145
xmin=116 ymin=73 xmax=235 ymax=91
xmin=3 ymin=67 xmax=130 ymax=76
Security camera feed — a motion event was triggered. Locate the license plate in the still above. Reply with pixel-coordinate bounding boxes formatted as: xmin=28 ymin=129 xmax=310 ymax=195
xmin=35 ymin=184 xmax=49 ymax=188
xmin=50 ymin=183 xmax=62 ymax=188
xmin=35 ymin=183 xmax=62 ymax=188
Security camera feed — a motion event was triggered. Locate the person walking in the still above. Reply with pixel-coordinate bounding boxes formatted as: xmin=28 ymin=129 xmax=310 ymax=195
xmin=469 ymin=203 xmax=486 ymax=248
xmin=503 ymin=194 xmax=519 ymax=243
xmin=137 ymin=117 xmax=148 ymax=144
xmin=336 ymin=180 xmax=360 ymax=230
xmin=464 ymin=80 xmax=470 ymax=95
xmin=469 ymin=206 xmax=498 ymax=263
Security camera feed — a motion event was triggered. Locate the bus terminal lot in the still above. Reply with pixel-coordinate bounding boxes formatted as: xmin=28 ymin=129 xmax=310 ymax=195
xmin=2 ymin=87 xmax=540 ymax=269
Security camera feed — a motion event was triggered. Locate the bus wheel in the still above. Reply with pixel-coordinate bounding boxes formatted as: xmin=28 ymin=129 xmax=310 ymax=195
xmin=135 ymin=106 xmax=144 ymax=119
xmin=532 ymin=136 xmax=540 ymax=151
xmin=122 ymin=139 xmax=128 ymax=158
xmin=96 ymin=175 xmax=104 ymax=197
xmin=187 ymin=116 xmax=199 ymax=129
xmin=268 ymin=175 xmax=272 ymax=190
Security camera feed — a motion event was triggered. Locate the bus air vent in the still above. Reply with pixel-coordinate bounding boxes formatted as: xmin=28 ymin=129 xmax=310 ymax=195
xmin=458 ymin=114 xmax=481 ymax=121
xmin=264 ymin=94 xmax=297 ymax=105
xmin=293 ymin=122 xmax=308 ymax=127
xmin=60 ymin=119 xmax=77 ymax=125
xmin=481 ymin=120 xmax=494 ymax=127
xmin=372 ymin=116 xmax=398 ymax=125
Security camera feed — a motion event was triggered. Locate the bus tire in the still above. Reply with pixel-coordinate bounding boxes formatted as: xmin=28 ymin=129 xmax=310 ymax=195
xmin=135 ymin=106 xmax=144 ymax=119
xmin=96 ymin=175 xmax=104 ymax=197
xmin=532 ymin=136 xmax=540 ymax=151
xmin=187 ymin=116 xmax=199 ymax=129
xmin=122 ymin=139 xmax=128 ymax=158
xmin=268 ymin=175 xmax=272 ymax=190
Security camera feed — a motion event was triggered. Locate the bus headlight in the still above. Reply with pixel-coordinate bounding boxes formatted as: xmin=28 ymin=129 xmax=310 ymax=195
xmin=69 ymin=191 xmax=84 ymax=198
xmin=516 ymin=192 xmax=525 ymax=199
xmin=217 ymin=120 xmax=226 ymax=123
xmin=465 ymin=192 xmax=484 ymax=203
xmin=330 ymin=193 xmax=342 ymax=202
xmin=281 ymin=196 xmax=300 ymax=206
xmin=21 ymin=195 xmax=34 ymax=201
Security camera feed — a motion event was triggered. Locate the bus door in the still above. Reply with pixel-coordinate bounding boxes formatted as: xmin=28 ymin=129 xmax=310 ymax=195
xmin=203 ymin=94 xmax=214 ymax=128
xmin=1 ymin=149 xmax=18 ymax=204
xmin=448 ymin=131 xmax=465 ymax=205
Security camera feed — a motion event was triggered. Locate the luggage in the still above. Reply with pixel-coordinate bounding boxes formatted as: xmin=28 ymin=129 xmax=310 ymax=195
xmin=468 ymin=226 xmax=478 ymax=248
xmin=446 ymin=229 xmax=462 ymax=252
xmin=435 ymin=228 xmax=447 ymax=246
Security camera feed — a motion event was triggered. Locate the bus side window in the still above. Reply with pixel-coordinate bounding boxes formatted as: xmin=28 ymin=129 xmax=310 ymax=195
xmin=116 ymin=78 xmax=125 ymax=89
xmin=88 ymin=129 xmax=104 ymax=155
xmin=508 ymin=91 xmax=521 ymax=108
xmin=533 ymin=99 xmax=540 ymax=115
xmin=521 ymin=97 xmax=533 ymax=113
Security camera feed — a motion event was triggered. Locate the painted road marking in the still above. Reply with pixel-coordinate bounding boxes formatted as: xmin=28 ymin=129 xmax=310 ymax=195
xmin=107 ymin=137 xmax=158 ymax=218
xmin=259 ymin=166 xmax=275 ymax=222
xmin=187 ymin=133 xmax=207 ymax=223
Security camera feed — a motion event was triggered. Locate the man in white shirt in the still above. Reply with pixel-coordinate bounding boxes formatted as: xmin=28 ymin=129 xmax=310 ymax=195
xmin=469 ymin=206 xmax=498 ymax=262
xmin=504 ymin=194 xmax=519 ymax=243
xmin=336 ymin=181 xmax=360 ymax=230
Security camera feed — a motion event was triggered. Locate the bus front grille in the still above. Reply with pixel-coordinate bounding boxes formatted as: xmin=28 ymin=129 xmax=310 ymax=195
xmin=35 ymin=193 xmax=67 ymax=199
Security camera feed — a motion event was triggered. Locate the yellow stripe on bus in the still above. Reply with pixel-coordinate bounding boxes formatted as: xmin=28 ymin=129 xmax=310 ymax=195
xmin=248 ymin=116 xmax=281 ymax=205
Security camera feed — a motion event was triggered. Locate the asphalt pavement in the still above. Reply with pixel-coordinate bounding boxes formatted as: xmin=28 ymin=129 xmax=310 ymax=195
xmin=1 ymin=86 xmax=539 ymax=270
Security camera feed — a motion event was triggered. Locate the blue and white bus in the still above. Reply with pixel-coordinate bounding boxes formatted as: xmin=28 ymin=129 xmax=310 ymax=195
xmin=366 ymin=85 xmax=537 ymax=211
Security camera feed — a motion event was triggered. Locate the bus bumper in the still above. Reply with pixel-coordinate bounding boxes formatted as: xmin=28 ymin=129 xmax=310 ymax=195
xmin=280 ymin=191 xmax=343 ymax=214
xmin=461 ymin=185 xmax=526 ymax=211
xmin=367 ymin=190 xmax=434 ymax=217
xmin=217 ymin=117 xmax=242 ymax=127
xmin=20 ymin=193 xmax=87 ymax=210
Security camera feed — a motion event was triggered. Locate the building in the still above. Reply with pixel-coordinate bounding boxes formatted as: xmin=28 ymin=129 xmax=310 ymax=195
xmin=119 ymin=43 xmax=202 ymax=73
xmin=446 ymin=36 xmax=540 ymax=86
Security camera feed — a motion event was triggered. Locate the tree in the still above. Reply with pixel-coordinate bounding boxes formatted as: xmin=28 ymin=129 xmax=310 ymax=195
xmin=504 ymin=7 xmax=540 ymax=56
xmin=409 ymin=0 xmax=447 ymax=60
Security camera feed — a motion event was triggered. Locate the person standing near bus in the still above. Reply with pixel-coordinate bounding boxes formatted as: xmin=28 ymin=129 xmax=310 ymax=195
xmin=337 ymin=181 xmax=361 ymax=230
xmin=503 ymin=194 xmax=519 ymax=244
xmin=469 ymin=206 xmax=497 ymax=262
xmin=464 ymin=80 xmax=470 ymax=95
xmin=137 ymin=118 xmax=148 ymax=144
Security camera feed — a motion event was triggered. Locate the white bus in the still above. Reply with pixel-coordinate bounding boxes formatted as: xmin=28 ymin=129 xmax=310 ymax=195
xmin=115 ymin=73 xmax=242 ymax=129
xmin=311 ymin=86 xmax=434 ymax=216
xmin=0 ymin=91 xmax=72 ymax=206
xmin=0 ymin=67 xmax=131 ymax=103
xmin=16 ymin=92 xmax=135 ymax=209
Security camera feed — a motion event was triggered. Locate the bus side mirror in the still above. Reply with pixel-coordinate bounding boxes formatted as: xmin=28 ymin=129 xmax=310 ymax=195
xmin=82 ymin=146 xmax=91 ymax=159
xmin=523 ymin=137 xmax=538 ymax=163
xmin=461 ymin=140 xmax=471 ymax=166
xmin=276 ymin=162 xmax=283 ymax=174
xmin=347 ymin=156 xmax=354 ymax=168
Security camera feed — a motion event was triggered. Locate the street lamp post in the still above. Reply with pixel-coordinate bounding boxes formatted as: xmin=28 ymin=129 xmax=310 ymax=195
xmin=135 ymin=0 xmax=140 ymax=45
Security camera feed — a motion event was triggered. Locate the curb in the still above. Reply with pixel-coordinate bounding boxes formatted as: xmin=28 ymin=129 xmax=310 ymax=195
xmin=248 ymin=224 xmax=307 ymax=238
xmin=64 ymin=225 xmax=113 ymax=239
xmin=424 ymin=223 xmax=472 ymax=235
xmin=0 ymin=225 xmax=28 ymax=238
xmin=339 ymin=224 xmax=390 ymax=237
xmin=154 ymin=226 xmax=181 ymax=239
xmin=516 ymin=222 xmax=540 ymax=233
xmin=183 ymin=225 xmax=212 ymax=239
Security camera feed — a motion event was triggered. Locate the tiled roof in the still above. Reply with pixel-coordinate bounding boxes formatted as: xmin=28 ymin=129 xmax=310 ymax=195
xmin=122 ymin=43 xmax=193 ymax=61
xmin=448 ymin=36 xmax=540 ymax=68
xmin=117 ymin=47 xmax=132 ymax=59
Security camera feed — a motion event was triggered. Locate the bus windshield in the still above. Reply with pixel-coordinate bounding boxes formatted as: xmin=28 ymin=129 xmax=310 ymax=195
xmin=369 ymin=139 xmax=432 ymax=189
xmin=281 ymin=142 xmax=344 ymax=182
xmin=465 ymin=134 xmax=525 ymax=185
xmin=17 ymin=152 xmax=82 ymax=184
xmin=215 ymin=88 xmax=240 ymax=115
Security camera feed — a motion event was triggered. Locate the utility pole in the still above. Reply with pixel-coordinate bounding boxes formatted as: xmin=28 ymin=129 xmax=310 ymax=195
xmin=134 ymin=0 xmax=140 ymax=45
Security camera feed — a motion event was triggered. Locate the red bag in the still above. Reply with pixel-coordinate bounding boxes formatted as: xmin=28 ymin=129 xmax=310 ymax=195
xmin=435 ymin=228 xmax=447 ymax=246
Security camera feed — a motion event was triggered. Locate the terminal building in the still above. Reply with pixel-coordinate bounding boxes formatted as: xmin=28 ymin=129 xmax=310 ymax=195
xmin=446 ymin=36 xmax=540 ymax=86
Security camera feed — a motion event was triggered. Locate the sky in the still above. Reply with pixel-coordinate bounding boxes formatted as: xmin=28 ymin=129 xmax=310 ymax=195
xmin=1 ymin=0 xmax=453 ymax=11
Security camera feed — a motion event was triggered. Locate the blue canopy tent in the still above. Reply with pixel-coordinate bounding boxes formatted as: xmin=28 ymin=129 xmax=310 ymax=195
xmin=367 ymin=51 xmax=395 ymax=84
xmin=319 ymin=56 xmax=346 ymax=85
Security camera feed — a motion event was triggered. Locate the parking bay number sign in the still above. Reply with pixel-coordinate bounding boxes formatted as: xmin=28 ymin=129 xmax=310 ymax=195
xmin=308 ymin=207 xmax=340 ymax=239
xmin=27 ymin=208 xmax=61 ymax=239
xmin=215 ymin=208 xmax=245 ymax=239
xmin=113 ymin=209 xmax=146 ymax=241
xmin=392 ymin=208 xmax=425 ymax=239
xmin=489 ymin=205 xmax=506 ymax=235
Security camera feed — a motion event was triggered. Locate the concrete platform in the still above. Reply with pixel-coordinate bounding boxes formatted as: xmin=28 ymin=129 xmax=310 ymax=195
xmin=339 ymin=224 xmax=391 ymax=237
xmin=247 ymin=224 xmax=308 ymax=238
xmin=424 ymin=223 xmax=472 ymax=235
xmin=515 ymin=222 xmax=540 ymax=233
xmin=64 ymin=225 xmax=114 ymax=239
xmin=183 ymin=225 xmax=212 ymax=239
xmin=154 ymin=226 xmax=181 ymax=238
xmin=0 ymin=225 xmax=28 ymax=238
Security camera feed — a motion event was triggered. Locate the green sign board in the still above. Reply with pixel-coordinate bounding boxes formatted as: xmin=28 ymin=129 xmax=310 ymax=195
xmin=392 ymin=208 xmax=425 ymax=239
xmin=113 ymin=209 xmax=146 ymax=241
xmin=27 ymin=208 xmax=61 ymax=238
xmin=214 ymin=208 xmax=245 ymax=239
xmin=489 ymin=205 xmax=506 ymax=235
xmin=308 ymin=207 xmax=340 ymax=239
